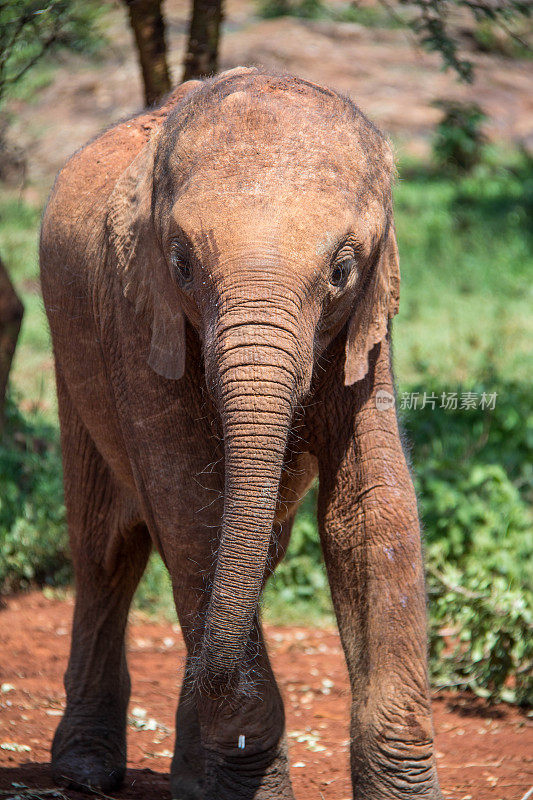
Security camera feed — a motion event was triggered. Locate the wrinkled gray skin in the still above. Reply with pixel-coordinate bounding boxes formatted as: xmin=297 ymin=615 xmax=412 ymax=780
xmin=40 ymin=67 xmax=442 ymax=799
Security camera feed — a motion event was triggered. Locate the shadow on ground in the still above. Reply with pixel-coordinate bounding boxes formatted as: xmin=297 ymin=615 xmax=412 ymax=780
xmin=0 ymin=764 xmax=171 ymax=799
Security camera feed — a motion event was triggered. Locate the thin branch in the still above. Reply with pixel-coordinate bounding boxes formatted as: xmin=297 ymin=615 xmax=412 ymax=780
xmin=497 ymin=16 xmax=531 ymax=50
xmin=427 ymin=564 xmax=487 ymax=600
xmin=5 ymin=33 xmax=58 ymax=87
xmin=0 ymin=11 xmax=34 ymax=83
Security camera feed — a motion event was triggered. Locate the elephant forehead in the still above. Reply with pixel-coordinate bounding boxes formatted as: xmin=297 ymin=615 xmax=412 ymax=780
xmin=171 ymin=191 xmax=384 ymax=268
xmin=166 ymin=138 xmax=381 ymax=204
xmin=169 ymin=153 xmax=388 ymax=225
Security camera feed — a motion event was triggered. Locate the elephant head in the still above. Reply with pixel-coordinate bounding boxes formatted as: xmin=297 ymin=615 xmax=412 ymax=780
xmin=108 ymin=68 xmax=400 ymax=696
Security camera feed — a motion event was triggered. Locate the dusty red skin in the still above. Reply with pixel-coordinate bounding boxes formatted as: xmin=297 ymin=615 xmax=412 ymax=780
xmin=0 ymin=592 xmax=531 ymax=800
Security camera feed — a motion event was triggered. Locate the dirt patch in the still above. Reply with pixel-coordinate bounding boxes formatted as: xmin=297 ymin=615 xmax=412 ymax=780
xmin=0 ymin=592 xmax=531 ymax=799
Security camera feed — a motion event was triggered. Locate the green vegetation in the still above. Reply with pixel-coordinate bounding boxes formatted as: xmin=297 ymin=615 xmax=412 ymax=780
xmin=431 ymin=100 xmax=488 ymax=173
xmin=393 ymin=151 xmax=532 ymax=386
xmin=0 ymin=396 xmax=67 ymax=593
xmin=257 ymin=0 xmax=403 ymax=26
xmin=398 ymin=0 xmax=531 ymax=84
xmin=410 ymin=382 xmax=532 ymax=705
xmin=0 ymin=193 xmax=56 ymax=414
xmin=0 ymin=0 xmax=106 ymax=105
xmin=1 ymin=152 xmax=531 ymax=704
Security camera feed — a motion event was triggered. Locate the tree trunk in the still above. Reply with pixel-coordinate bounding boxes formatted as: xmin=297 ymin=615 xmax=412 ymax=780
xmin=0 ymin=254 xmax=24 ymax=432
xmin=183 ymin=0 xmax=224 ymax=81
xmin=123 ymin=0 xmax=172 ymax=106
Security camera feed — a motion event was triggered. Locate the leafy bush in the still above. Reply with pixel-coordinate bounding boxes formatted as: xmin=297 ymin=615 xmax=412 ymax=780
xmin=402 ymin=381 xmax=533 ymax=704
xmin=432 ymin=100 xmax=488 ymax=173
xmin=0 ymin=396 xmax=68 ymax=593
xmin=428 ymin=567 xmax=532 ymax=706
xmin=404 ymin=380 xmax=533 ymax=531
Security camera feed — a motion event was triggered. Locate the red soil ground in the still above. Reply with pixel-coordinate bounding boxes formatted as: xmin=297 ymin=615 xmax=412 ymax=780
xmin=0 ymin=592 xmax=531 ymax=799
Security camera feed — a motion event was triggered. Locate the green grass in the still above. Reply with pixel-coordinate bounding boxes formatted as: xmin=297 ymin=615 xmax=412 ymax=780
xmin=393 ymin=152 xmax=533 ymax=386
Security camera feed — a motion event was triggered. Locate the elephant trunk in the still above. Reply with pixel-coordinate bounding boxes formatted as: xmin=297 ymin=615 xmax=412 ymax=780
xmin=199 ymin=308 xmax=301 ymax=696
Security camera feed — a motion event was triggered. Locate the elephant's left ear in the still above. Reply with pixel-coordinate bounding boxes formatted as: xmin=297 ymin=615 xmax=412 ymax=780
xmin=344 ymin=224 xmax=400 ymax=386
xmin=107 ymin=131 xmax=186 ymax=380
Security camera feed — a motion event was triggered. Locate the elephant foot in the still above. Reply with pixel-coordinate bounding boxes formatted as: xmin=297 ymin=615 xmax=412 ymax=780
xmin=351 ymin=744 xmax=443 ymax=800
xmin=171 ymin=746 xmax=204 ymax=800
xmin=203 ymin=742 xmax=295 ymax=800
xmin=51 ymin=716 xmax=126 ymax=792
xmin=170 ymin=771 xmax=203 ymax=800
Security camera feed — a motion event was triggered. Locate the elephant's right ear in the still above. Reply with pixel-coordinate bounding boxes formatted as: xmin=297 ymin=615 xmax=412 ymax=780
xmin=107 ymin=133 xmax=186 ymax=380
xmin=344 ymin=224 xmax=400 ymax=386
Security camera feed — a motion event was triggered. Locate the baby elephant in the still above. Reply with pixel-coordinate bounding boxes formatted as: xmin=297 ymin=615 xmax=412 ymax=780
xmin=40 ymin=67 xmax=442 ymax=800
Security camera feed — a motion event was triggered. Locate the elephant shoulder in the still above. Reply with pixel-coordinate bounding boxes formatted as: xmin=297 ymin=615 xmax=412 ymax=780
xmin=45 ymin=78 xmax=203 ymax=226
xmin=42 ymin=114 xmax=156 ymax=249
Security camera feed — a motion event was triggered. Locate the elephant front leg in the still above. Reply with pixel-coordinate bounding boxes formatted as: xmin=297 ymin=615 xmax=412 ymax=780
xmin=198 ymin=616 xmax=294 ymax=800
xmin=170 ymin=653 xmax=204 ymax=800
xmin=167 ymin=514 xmax=296 ymax=800
xmin=171 ymin=589 xmax=294 ymax=800
xmin=52 ymin=484 xmax=151 ymax=789
xmin=317 ymin=339 xmax=442 ymax=800
xmin=51 ymin=370 xmax=152 ymax=791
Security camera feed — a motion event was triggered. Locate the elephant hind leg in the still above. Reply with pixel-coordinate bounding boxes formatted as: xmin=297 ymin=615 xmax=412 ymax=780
xmin=52 ymin=375 xmax=151 ymax=792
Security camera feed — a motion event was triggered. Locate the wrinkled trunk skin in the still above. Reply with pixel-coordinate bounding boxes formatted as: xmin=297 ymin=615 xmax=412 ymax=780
xmin=201 ymin=355 xmax=294 ymax=693
xmin=198 ymin=297 xmax=303 ymax=698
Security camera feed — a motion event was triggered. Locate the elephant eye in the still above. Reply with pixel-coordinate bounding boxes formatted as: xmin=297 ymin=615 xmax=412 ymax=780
xmin=170 ymin=240 xmax=192 ymax=285
xmin=330 ymin=256 xmax=355 ymax=289
xmin=330 ymin=240 xmax=361 ymax=289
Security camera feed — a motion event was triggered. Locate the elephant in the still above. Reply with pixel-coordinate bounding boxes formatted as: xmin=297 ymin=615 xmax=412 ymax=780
xmin=40 ymin=67 xmax=442 ymax=800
